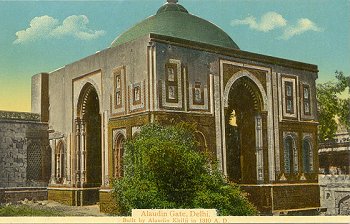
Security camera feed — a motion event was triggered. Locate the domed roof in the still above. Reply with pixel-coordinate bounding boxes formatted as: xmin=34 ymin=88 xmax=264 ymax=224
xmin=110 ymin=0 xmax=239 ymax=49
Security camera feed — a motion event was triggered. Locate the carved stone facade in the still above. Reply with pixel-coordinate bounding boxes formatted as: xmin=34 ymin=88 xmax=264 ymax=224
xmin=31 ymin=1 xmax=321 ymax=214
xmin=319 ymin=175 xmax=350 ymax=215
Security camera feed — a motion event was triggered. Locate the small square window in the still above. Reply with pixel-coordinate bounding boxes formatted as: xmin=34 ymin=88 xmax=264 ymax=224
xmin=304 ymin=87 xmax=309 ymax=99
xmin=304 ymin=102 xmax=310 ymax=114
xmin=167 ymin=68 xmax=175 ymax=82
xmin=286 ymin=84 xmax=292 ymax=97
xmin=194 ymin=88 xmax=201 ymax=102
xmin=116 ymin=91 xmax=121 ymax=106
xmin=116 ymin=75 xmax=121 ymax=89
xmin=168 ymin=86 xmax=176 ymax=100
xmin=133 ymin=86 xmax=141 ymax=104
xmin=193 ymin=82 xmax=204 ymax=105
xmin=287 ymin=99 xmax=293 ymax=113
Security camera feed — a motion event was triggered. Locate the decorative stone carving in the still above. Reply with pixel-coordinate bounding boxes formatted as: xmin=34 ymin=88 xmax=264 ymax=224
xmin=0 ymin=111 xmax=40 ymax=121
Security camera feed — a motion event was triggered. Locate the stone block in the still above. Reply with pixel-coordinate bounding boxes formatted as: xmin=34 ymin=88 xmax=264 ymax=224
xmin=0 ymin=142 xmax=8 ymax=149
xmin=48 ymin=189 xmax=75 ymax=206
xmin=99 ymin=190 xmax=118 ymax=214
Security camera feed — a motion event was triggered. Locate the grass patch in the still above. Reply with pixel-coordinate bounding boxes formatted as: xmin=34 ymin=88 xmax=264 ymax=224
xmin=0 ymin=205 xmax=64 ymax=216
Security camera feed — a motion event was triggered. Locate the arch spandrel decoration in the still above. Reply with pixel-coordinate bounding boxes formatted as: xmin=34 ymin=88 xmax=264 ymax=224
xmin=76 ymin=81 xmax=102 ymax=118
xmin=73 ymin=71 xmax=103 ymax=119
xmin=223 ymin=70 xmax=268 ymax=111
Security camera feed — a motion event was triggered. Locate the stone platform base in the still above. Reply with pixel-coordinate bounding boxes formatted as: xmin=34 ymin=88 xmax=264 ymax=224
xmin=241 ymin=183 xmax=323 ymax=215
xmin=48 ymin=187 xmax=99 ymax=206
xmin=48 ymin=187 xmax=118 ymax=213
xmin=46 ymin=184 xmax=323 ymax=215
xmin=0 ymin=187 xmax=47 ymax=203
xmin=99 ymin=189 xmax=118 ymax=214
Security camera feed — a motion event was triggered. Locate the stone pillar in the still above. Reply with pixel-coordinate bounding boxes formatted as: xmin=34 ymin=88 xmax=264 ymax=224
xmin=56 ymin=152 xmax=60 ymax=179
xmin=255 ymin=114 xmax=264 ymax=183
xmin=66 ymin=134 xmax=71 ymax=184
xmin=49 ymin=139 xmax=56 ymax=184
xmin=102 ymin=111 xmax=109 ymax=187
xmin=75 ymin=118 xmax=81 ymax=187
xmin=80 ymin=120 xmax=86 ymax=185
xmin=31 ymin=73 xmax=49 ymax=122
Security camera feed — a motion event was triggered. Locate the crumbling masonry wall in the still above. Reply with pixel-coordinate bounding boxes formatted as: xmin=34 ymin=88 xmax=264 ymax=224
xmin=0 ymin=111 xmax=49 ymax=202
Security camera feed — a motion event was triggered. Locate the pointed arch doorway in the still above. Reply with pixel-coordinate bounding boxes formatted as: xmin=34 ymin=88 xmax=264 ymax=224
xmin=225 ymin=76 xmax=265 ymax=184
xmin=75 ymin=83 xmax=102 ymax=204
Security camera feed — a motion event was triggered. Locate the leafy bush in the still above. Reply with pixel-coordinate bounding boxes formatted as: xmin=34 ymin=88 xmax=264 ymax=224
xmin=317 ymin=71 xmax=349 ymax=141
xmin=112 ymin=123 xmax=257 ymax=216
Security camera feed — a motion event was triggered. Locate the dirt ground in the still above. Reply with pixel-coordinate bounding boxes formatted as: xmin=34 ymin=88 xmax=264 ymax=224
xmin=18 ymin=199 xmax=108 ymax=216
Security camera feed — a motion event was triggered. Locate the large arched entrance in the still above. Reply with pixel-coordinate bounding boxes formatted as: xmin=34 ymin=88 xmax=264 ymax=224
xmin=76 ymin=83 xmax=102 ymax=188
xmin=225 ymin=76 xmax=264 ymax=184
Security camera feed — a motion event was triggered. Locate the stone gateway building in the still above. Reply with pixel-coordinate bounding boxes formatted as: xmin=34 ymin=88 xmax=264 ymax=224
xmin=31 ymin=0 xmax=322 ymax=214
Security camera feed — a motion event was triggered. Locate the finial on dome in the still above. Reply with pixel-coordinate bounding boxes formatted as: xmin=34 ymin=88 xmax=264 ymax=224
xmin=167 ymin=0 xmax=178 ymax=4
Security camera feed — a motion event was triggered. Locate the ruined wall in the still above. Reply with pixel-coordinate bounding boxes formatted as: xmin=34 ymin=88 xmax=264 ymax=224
xmin=319 ymin=174 xmax=350 ymax=215
xmin=0 ymin=111 xmax=49 ymax=188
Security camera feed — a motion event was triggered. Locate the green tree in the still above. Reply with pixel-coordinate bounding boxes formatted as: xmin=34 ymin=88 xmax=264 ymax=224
xmin=317 ymin=71 xmax=350 ymax=141
xmin=112 ymin=123 xmax=257 ymax=216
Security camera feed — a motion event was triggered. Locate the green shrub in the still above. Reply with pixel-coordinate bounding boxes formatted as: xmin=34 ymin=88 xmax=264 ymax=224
xmin=112 ymin=123 xmax=257 ymax=216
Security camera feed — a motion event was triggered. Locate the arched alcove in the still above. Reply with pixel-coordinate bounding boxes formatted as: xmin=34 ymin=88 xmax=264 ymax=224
xmin=302 ymin=138 xmax=313 ymax=174
xmin=194 ymin=131 xmax=208 ymax=153
xmin=113 ymin=133 xmax=126 ymax=178
xmin=55 ymin=140 xmax=65 ymax=183
xmin=284 ymin=136 xmax=296 ymax=174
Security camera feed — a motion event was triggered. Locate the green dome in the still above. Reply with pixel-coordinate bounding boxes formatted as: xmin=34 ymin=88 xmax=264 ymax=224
xmin=110 ymin=1 xmax=239 ymax=49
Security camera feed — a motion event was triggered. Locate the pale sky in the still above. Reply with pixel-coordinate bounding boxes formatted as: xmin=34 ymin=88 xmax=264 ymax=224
xmin=0 ymin=0 xmax=349 ymax=112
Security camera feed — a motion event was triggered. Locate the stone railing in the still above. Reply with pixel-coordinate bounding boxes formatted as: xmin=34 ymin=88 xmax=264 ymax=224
xmin=318 ymin=174 xmax=350 ymax=187
xmin=319 ymin=132 xmax=350 ymax=149
xmin=0 ymin=110 xmax=40 ymax=121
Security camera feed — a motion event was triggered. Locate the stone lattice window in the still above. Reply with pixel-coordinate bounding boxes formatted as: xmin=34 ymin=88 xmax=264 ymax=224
xmin=284 ymin=136 xmax=297 ymax=174
xmin=27 ymin=143 xmax=42 ymax=181
xmin=302 ymin=139 xmax=313 ymax=173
